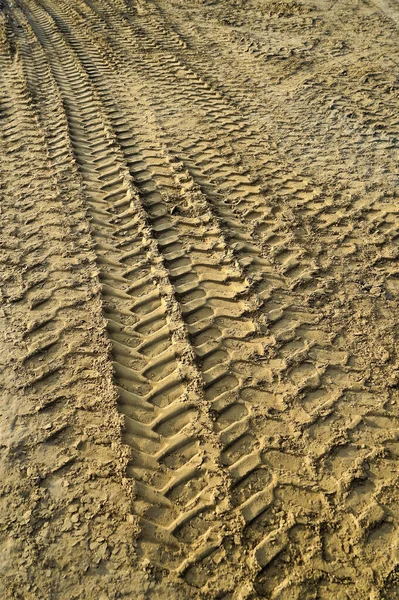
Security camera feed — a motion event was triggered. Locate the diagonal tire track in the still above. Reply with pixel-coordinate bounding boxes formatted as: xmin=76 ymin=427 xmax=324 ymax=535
xmin=3 ymin=0 xmax=399 ymax=598
xmin=14 ymin=0 xmax=239 ymax=577
xmin=21 ymin=0 xmax=386 ymax=595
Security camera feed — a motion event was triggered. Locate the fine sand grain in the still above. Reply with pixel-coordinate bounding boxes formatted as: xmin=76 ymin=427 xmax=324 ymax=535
xmin=1 ymin=0 xmax=399 ymax=598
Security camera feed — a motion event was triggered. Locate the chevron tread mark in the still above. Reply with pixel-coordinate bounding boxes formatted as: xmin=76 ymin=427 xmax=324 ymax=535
xmin=3 ymin=0 xmax=399 ymax=598
xmin=14 ymin=0 xmax=238 ymax=576
xmin=58 ymin=0 xmax=399 ymax=596
xmin=0 ymin=10 xmax=151 ymax=599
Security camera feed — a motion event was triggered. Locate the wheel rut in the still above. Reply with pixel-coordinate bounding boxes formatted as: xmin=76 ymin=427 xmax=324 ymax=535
xmin=3 ymin=0 xmax=399 ymax=598
xmin=41 ymin=3 xmax=395 ymax=594
xmin=14 ymin=0 xmax=238 ymax=578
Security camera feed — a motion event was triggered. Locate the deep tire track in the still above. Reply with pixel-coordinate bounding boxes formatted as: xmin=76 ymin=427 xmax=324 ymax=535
xmin=0 ymin=9 xmax=148 ymax=599
xmin=3 ymin=0 xmax=399 ymax=598
xmin=14 ymin=0 xmax=236 ymax=579
xmin=43 ymin=1 xmax=394 ymax=596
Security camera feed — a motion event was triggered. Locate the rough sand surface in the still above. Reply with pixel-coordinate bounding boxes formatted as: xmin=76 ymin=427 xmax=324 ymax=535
xmin=1 ymin=0 xmax=399 ymax=598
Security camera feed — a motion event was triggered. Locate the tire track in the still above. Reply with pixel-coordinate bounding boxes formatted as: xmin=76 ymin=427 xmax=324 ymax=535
xmin=23 ymin=0 xmax=263 ymax=587
xmin=20 ymin=0 xmax=385 ymax=596
xmin=5 ymin=0 xmax=399 ymax=597
xmin=137 ymin=0 xmax=399 ymax=294
xmin=0 ymin=10 xmax=144 ymax=598
xmin=0 ymin=11 xmax=92 ymax=434
xmin=15 ymin=0 xmax=235 ymax=577
xmin=46 ymin=1 xmax=399 ymax=596
xmin=118 ymin=4 xmax=399 ymax=596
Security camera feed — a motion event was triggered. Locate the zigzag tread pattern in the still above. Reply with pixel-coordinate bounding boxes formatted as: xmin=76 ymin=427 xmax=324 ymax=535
xmin=0 ymin=10 xmax=152 ymax=600
xmin=3 ymin=0 xmax=399 ymax=598
xmin=12 ymin=0 xmax=240 ymax=579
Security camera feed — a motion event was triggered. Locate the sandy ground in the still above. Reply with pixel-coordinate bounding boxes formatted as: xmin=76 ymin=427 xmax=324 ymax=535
xmin=1 ymin=0 xmax=399 ymax=598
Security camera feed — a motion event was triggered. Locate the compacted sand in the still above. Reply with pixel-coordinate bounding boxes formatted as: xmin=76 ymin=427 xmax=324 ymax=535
xmin=1 ymin=0 xmax=399 ymax=598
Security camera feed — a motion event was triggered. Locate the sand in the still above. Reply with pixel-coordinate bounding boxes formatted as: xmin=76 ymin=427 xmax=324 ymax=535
xmin=1 ymin=0 xmax=399 ymax=598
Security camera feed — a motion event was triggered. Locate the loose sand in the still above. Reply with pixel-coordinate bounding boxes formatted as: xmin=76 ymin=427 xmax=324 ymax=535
xmin=1 ymin=0 xmax=399 ymax=598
